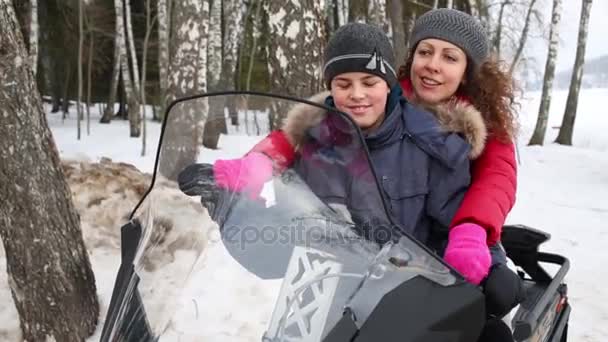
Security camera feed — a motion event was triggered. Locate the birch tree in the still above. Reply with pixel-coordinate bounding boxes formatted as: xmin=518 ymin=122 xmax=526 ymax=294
xmin=336 ymin=0 xmax=348 ymax=26
xmin=266 ymin=0 xmax=326 ymax=129
xmin=349 ymin=0 xmax=367 ymax=23
xmin=222 ymin=0 xmax=244 ymax=122
xmin=555 ymin=0 xmax=593 ymax=145
xmin=29 ymin=0 xmax=38 ymax=75
xmin=124 ymin=0 xmax=141 ymax=137
xmin=100 ymin=3 xmax=123 ymax=123
xmin=77 ymin=0 xmax=84 ymax=140
xmin=202 ymin=0 xmax=227 ymax=149
xmin=528 ymin=0 xmax=562 ymax=145
xmin=491 ymin=1 xmax=510 ymax=59
xmin=509 ymin=0 xmax=539 ymax=74
xmin=468 ymin=0 xmax=479 ymax=18
xmin=157 ymin=0 xmax=170 ymax=115
xmin=0 ymin=3 xmax=98 ymax=340
xmin=159 ymin=0 xmax=209 ymax=180
xmin=368 ymin=0 xmax=388 ymax=32
xmin=388 ymin=0 xmax=406 ymax=65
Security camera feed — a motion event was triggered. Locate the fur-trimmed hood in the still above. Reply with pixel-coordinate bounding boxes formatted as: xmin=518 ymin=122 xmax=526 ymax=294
xmin=280 ymin=91 xmax=487 ymax=159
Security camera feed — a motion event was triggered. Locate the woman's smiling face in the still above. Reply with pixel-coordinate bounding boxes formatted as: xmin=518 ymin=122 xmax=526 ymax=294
xmin=410 ymin=38 xmax=468 ymax=106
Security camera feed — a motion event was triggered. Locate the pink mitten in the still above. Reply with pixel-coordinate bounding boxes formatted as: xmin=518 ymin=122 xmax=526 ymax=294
xmin=213 ymin=152 xmax=274 ymax=199
xmin=444 ymin=223 xmax=491 ymax=285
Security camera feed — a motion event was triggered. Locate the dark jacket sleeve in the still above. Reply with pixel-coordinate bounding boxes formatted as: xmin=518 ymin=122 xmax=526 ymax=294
xmin=425 ymin=150 xmax=471 ymax=233
xmin=449 ymin=137 xmax=517 ymax=246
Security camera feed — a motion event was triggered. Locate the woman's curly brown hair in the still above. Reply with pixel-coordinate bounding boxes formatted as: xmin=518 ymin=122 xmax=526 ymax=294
xmin=397 ymin=52 xmax=520 ymax=142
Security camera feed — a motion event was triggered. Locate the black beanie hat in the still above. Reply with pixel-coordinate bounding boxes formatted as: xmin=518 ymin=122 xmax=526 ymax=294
xmin=323 ymin=23 xmax=397 ymax=89
xmin=410 ymin=8 xmax=489 ymax=67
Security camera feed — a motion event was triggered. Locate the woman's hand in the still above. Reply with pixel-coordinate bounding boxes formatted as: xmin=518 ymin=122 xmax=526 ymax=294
xmin=443 ymin=223 xmax=491 ymax=285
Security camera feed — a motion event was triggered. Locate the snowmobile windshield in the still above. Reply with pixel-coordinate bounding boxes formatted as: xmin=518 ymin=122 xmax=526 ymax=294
xmin=101 ymin=92 xmax=459 ymax=342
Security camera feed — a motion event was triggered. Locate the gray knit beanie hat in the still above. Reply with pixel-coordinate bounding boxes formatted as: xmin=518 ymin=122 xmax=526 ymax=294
xmin=323 ymin=23 xmax=397 ymax=89
xmin=410 ymin=8 xmax=489 ymax=67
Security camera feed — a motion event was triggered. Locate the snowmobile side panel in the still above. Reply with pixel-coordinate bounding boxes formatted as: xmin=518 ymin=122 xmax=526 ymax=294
xmin=321 ymin=308 xmax=359 ymax=342
xmin=332 ymin=276 xmax=485 ymax=342
xmin=548 ymin=303 xmax=570 ymax=342
xmin=512 ymin=253 xmax=570 ymax=341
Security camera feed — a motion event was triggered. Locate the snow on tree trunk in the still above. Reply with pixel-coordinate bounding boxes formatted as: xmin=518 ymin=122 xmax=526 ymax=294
xmin=266 ymin=0 xmax=326 ymax=129
xmin=509 ymin=0 xmax=538 ymax=75
xmin=368 ymin=0 xmax=388 ymax=32
xmin=388 ymin=0 xmax=406 ymax=65
xmin=159 ymin=0 xmax=209 ymax=181
xmin=0 ymin=3 xmax=99 ymax=341
xmin=29 ymin=0 xmax=38 ymax=75
xmin=555 ymin=0 xmax=593 ymax=146
xmin=528 ymin=0 xmax=561 ymax=146
xmin=157 ymin=0 xmax=170 ymax=113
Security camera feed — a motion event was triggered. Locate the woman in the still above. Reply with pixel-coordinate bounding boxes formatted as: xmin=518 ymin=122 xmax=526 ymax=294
xmin=214 ymin=9 xmax=518 ymax=291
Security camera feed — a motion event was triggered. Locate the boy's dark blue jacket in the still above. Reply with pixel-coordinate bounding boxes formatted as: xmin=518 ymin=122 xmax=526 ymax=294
xmin=290 ymin=88 xmax=504 ymax=262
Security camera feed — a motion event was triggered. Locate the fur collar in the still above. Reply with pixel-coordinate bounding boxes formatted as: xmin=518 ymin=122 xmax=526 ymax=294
xmin=280 ymin=91 xmax=487 ymax=160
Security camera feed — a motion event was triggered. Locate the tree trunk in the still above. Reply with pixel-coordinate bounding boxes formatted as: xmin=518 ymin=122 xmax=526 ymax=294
xmin=266 ymin=0 xmax=326 ymax=129
xmin=77 ymin=0 xmax=83 ymax=140
xmin=159 ymin=0 xmax=209 ymax=181
xmin=157 ymin=0 xmax=170 ymax=115
xmin=349 ymin=0 xmax=367 ymax=23
xmin=388 ymin=0 xmax=406 ymax=66
xmin=528 ymin=0 xmax=562 ymax=146
xmin=467 ymin=0 xmax=479 ymax=17
xmin=202 ymin=0 xmax=227 ymax=149
xmin=492 ymin=1 xmax=509 ymax=59
xmin=0 ymin=3 xmax=99 ymax=341
xmin=245 ymin=0 xmax=263 ymax=92
xmin=555 ymin=0 xmax=593 ymax=145
xmin=141 ymin=0 xmax=155 ymax=156
xmin=86 ymin=32 xmax=93 ymax=135
xmin=29 ymin=0 xmax=38 ymax=75
xmin=100 ymin=7 xmax=122 ymax=124
xmin=222 ymin=0 xmax=244 ymax=125
xmin=404 ymin=8 xmax=417 ymax=53
xmin=446 ymin=0 xmax=454 ymax=8
xmin=368 ymin=0 xmax=387 ymax=32
xmin=509 ymin=0 xmax=538 ymax=74
xmin=336 ymin=0 xmax=348 ymax=26
xmin=124 ymin=0 xmax=141 ymax=137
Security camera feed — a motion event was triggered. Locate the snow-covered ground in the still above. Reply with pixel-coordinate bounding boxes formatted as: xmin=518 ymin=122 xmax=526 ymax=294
xmin=1 ymin=88 xmax=607 ymax=341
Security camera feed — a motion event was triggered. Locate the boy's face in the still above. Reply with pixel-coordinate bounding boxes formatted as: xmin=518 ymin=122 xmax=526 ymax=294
xmin=330 ymin=72 xmax=390 ymax=132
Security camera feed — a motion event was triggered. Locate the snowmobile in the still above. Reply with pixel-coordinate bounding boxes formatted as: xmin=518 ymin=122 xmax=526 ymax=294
xmin=99 ymin=92 xmax=571 ymax=342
